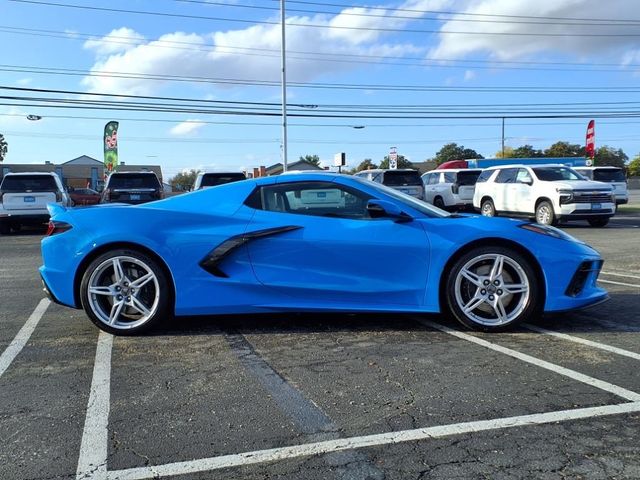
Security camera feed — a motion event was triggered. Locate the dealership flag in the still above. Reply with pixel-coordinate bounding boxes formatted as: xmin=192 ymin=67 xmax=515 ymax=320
xmin=104 ymin=121 xmax=119 ymax=174
xmin=585 ymin=119 xmax=595 ymax=159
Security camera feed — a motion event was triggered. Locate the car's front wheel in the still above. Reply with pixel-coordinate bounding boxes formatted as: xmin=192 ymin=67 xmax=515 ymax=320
xmin=445 ymin=246 xmax=541 ymax=332
xmin=481 ymin=199 xmax=496 ymax=217
xmin=80 ymin=249 xmax=171 ymax=335
xmin=535 ymin=200 xmax=556 ymax=226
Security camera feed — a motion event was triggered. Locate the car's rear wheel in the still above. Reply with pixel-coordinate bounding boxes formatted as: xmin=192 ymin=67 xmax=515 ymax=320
xmin=433 ymin=197 xmax=445 ymax=209
xmin=481 ymin=199 xmax=496 ymax=217
xmin=80 ymin=249 xmax=170 ymax=335
xmin=445 ymin=246 xmax=541 ymax=332
xmin=535 ymin=200 xmax=556 ymax=226
xmin=588 ymin=218 xmax=609 ymax=227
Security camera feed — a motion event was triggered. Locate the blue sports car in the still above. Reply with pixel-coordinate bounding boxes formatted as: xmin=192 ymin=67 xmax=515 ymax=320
xmin=40 ymin=173 xmax=608 ymax=335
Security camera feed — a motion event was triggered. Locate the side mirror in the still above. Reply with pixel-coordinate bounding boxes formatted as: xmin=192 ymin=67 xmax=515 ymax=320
xmin=366 ymin=199 xmax=413 ymax=222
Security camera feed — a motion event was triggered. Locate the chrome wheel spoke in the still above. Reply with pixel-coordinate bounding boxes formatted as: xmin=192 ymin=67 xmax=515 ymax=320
xmin=130 ymin=296 xmax=151 ymax=317
xmin=493 ymin=298 xmax=508 ymax=324
xmin=89 ymin=285 xmax=114 ymax=296
xmin=112 ymin=258 xmax=124 ymax=283
xmin=504 ymin=282 xmax=528 ymax=294
xmin=109 ymin=300 xmax=125 ymax=325
xmin=460 ymin=268 xmax=482 ymax=287
xmin=489 ymin=255 xmax=504 ymax=281
xmin=463 ymin=294 xmax=486 ymax=314
xmin=130 ymin=272 xmax=154 ymax=289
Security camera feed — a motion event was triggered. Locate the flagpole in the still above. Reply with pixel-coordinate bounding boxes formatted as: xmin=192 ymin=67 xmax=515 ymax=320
xmin=280 ymin=0 xmax=288 ymax=172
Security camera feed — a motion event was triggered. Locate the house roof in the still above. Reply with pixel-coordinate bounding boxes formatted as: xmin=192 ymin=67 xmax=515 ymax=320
xmin=62 ymin=155 xmax=103 ymax=166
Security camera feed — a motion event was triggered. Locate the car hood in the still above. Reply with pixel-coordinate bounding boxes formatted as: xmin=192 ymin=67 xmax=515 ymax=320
xmin=552 ymin=180 xmax=612 ymax=191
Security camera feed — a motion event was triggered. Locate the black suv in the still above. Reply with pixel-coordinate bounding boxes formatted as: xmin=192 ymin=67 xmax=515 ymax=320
xmin=101 ymin=171 xmax=163 ymax=204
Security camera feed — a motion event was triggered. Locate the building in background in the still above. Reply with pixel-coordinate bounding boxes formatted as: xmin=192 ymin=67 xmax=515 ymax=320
xmin=0 ymin=155 xmax=163 ymax=190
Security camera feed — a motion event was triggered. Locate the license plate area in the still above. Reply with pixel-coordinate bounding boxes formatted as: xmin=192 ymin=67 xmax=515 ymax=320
xmin=592 ymin=203 xmax=601 ymax=210
xmin=130 ymin=194 xmax=140 ymax=201
xmin=24 ymin=196 xmax=35 ymax=203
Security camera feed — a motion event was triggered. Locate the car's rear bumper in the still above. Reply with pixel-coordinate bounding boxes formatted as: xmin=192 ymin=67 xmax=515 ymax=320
xmin=0 ymin=211 xmax=50 ymax=224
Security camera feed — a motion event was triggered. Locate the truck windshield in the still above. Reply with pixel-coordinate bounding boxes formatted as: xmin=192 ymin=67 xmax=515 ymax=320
xmin=532 ymin=167 xmax=583 ymax=182
xmin=593 ymin=169 xmax=625 ymax=183
xmin=456 ymin=170 xmax=482 ymax=186
xmin=201 ymin=173 xmax=246 ymax=187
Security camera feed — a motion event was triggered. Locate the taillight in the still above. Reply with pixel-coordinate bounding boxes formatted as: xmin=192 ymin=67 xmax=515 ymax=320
xmin=46 ymin=220 xmax=72 ymax=236
xmin=452 ymin=184 xmax=459 ymax=194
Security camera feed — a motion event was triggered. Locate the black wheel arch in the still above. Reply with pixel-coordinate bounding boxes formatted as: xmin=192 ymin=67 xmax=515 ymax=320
xmin=437 ymin=237 xmax=546 ymax=313
xmin=73 ymin=242 xmax=176 ymax=312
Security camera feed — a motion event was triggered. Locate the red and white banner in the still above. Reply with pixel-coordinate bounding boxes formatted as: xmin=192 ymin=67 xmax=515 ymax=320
xmin=585 ymin=119 xmax=595 ymax=159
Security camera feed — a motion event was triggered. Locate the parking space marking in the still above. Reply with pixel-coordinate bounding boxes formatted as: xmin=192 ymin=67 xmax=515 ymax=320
xmin=598 ymin=279 xmax=640 ymax=288
xmin=524 ymin=324 xmax=640 ymax=361
xmin=105 ymin=401 xmax=640 ymax=480
xmin=601 ymin=271 xmax=640 ymax=280
xmin=418 ymin=319 xmax=640 ymax=402
xmin=76 ymin=332 xmax=113 ymax=480
xmin=0 ymin=298 xmax=50 ymax=379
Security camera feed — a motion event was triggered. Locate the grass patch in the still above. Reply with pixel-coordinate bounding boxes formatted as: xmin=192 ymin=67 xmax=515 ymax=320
xmin=617 ymin=205 xmax=640 ymax=214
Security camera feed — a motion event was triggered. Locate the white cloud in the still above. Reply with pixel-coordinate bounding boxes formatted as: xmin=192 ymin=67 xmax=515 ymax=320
xmin=464 ymin=70 xmax=476 ymax=81
xmin=84 ymin=27 xmax=146 ymax=56
xmin=429 ymin=0 xmax=640 ymax=61
xmin=81 ymin=1 xmax=452 ymax=96
xmin=15 ymin=78 xmax=32 ymax=86
xmin=169 ymin=119 xmax=206 ymax=136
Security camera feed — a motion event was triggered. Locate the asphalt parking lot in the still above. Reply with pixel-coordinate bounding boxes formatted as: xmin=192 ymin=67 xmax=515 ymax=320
xmin=1 ymin=209 xmax=640 ymax=480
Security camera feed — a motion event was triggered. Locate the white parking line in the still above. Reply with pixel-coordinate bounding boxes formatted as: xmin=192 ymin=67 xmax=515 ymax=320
xmin=76 ymin=332 xmax=113 ymax=480
xmin=524 ymin=324 xmax=640 ymax=361
xmin=602 ymin=271 xmax=640 ymax=280
xmin=598 ymin=279 xmax=640 ymax=288
xmin=418 ymin=319 xmax=640 ymax=402
xmin=105 ymin=401 xmax=640 ymax=480
xmin=0 ymin=298 xmax=50 ymax=378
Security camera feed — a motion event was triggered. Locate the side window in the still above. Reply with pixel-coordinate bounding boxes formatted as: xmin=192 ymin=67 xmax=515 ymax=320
xmin=495 ymin=168 xmax=517 ymax=184
xmin=248 ymin=182 xmax=372 ymax=219
xmin=476 ymin=170 xmax=494 ymax=183
xmin=421 ymin=174 xmax=430 ymax=185
xmin=443 ymin=172 xmax=455 ymax=183
xmin=428 ymin=174 xmax=439 ymax=185
xmin=515 ymin=169 xmax=533 ymax=184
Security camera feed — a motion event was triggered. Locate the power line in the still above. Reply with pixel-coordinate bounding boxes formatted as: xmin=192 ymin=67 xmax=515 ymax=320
xmin=9 ymin=0 xmax=640 ymax=37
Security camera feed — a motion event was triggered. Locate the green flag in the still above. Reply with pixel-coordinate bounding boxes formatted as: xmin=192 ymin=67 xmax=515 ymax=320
xmin=104 ymin=121 xmax=119 ymax=174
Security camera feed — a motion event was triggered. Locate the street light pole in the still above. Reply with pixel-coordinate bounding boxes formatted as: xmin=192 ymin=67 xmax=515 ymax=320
xmin=280 ymin=0 xmax=288 ymax=172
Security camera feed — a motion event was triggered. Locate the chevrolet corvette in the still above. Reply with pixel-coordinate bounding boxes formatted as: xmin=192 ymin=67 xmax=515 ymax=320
xmin=40 ymin=173 xmax=608 ymax=335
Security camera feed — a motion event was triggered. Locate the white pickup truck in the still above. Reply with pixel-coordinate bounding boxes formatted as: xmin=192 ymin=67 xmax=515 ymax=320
xmin=473 ymin=164 xmax=615 ymax=227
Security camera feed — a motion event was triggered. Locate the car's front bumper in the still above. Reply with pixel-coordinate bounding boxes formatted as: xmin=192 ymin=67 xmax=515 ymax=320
xmin=544 ymin=255 xmax=609 ymax=312
xmin=557 ymin=202 xmax=615 ymax=220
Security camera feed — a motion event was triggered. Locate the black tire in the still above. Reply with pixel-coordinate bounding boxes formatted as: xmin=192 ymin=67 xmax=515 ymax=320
xmin=433 ymin=197 xmax=446 ymax=209
xmin=535 ymin=200 xmax=557 ymax=226
xmin=80 ymin=248 xmax=172 ymax=335
xmin=444 ymin=246 xmax=542 ymax=332
xmin=480 ymin=198 xmax=496 ymax=217
xmin=588 ymin=218 xmax=609 ymax=228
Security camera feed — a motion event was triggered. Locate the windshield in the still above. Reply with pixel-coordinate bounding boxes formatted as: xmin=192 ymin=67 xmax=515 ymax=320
xmin=532 ymin=167 xmax=583 ymax=182
xmin=108 ymin=174 xmax=160 ymax=189
xmin=201 ymin=173 xmax=246 ymax=187
xmin=593 ymin=169 xmax=626 ymax=183
xmin=350 ymin=176 xmax=450 ymax=218
xmin=456 ymin=170 xmax=482 ymax=186
xmin=0 ymin=175 xmax=57 ymax=191
xmin=380 ymin=170 xmax=422 ymax=186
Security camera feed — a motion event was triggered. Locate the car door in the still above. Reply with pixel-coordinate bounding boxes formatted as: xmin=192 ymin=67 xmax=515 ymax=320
xmin=494 ymin=168 xmax=518 ymax=212
xmin=244 ymin=180 xmax=430 ymax=307
xmin=510 ymin=168 xmax=534 ymax=213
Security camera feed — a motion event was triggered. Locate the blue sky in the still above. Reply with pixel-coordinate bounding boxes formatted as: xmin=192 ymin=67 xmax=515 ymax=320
xmin=2 ymin=0 xmax=640 ymax=179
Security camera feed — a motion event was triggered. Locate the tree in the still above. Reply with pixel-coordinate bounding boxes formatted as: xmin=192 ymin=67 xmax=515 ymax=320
xmin=512 ymin=145 xmax=544 ymax=158
xmin=352 ymin=158 xmax=378 ymax=172
xmin=494 ymin=146 xmax=515 ymax=158
xmin=628 ymin=154 xmax=640 ymax=177
xmin=170 ymin=169 xmax=200 ymax=191
xmin=380 ymin=155 xmax=413 ymax=169
xmin=544 ymin=141 xmax=584 ymax=157
xmin=433 ymin=143 xmax=483 ymax=165
xmin=593 ymin=146 xmax=627 ymax=168
xmin=0 ymin=133 xmax=7 ymax=163
xmin=299 ymin=154 xmax=321 ymax=166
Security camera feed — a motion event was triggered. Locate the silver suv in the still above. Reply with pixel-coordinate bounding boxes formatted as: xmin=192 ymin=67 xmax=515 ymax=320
xmin=353 ymin=169 xmax=424 ymax=200
xmin=421 ymin=168 xmax=482 ymax=210
xmin=0 ymin=172 xmax=71 ymax=234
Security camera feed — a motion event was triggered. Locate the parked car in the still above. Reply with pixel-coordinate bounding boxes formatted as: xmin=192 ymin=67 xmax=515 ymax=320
xmin=353 ymin=169 xmax=424 ymax=200
xmin=473 ymin=164 xmax=615 ymax=227
xmin=0 ymin=172 xmax=70 ymax=234
xmin=574 ymin=166 xmax=628 ymax=206
xmin=193 ymin=171 xmax=246 ymax=190
xmin=101 ymin=171 xmax=163 ymax=204
xmin=41 ymin=173 xmax=608 ymax=335
xmin=69 ymin=187 xmax=101 ymax=206
xmin=421 ymin=168 xmax=483 ymax=210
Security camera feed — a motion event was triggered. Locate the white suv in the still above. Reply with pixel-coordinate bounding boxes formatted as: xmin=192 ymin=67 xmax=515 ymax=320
xmin=574 ymin=166 xmax=628 ymax=206
xmin=473 ymin=164 xmax=615 ymax=227
xmin=0 ymin=172 xmax=71 ymax=234
xmin=421 ymin=168 xmax=483 ymax=210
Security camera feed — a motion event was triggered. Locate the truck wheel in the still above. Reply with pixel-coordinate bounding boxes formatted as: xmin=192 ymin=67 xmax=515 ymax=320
xmin=481 ymin=199 xmax=496 ymax=217
xmin=535 ymin=201 xmax=556 ymax=226
xmin=434 ymin=197 xmax=445 ymax=209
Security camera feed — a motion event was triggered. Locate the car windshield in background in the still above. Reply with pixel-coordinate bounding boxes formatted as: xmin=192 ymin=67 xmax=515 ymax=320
xmin=382 ymin=171 xmax=422 ymax=186
xmin=201 ymin=173 xmax=245 ymax=187
xmin=456 ymin=171 xmax=482 ymax=185
xmin=351 ymin=176 xmax=450 ymax=218
xmin=109 ymin=174 xmax=159 ymax=189
xmin=0 ymin=175 xmax=57 ymax=191
xmin=532 ymin=167 xmax=583 ymax=182
xmin=593 ymin=169 xmax=626 ymax=183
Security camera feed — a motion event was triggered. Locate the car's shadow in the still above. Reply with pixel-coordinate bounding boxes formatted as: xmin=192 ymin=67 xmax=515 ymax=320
xmin=148 ymin=293 xmax=640 ymax=337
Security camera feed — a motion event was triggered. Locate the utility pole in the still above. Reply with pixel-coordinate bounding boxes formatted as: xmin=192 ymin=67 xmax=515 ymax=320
xmin=280 ymin=0 xmax=288 ymax=172
xmin=501 ymin=117 xmax=505 ymax=158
